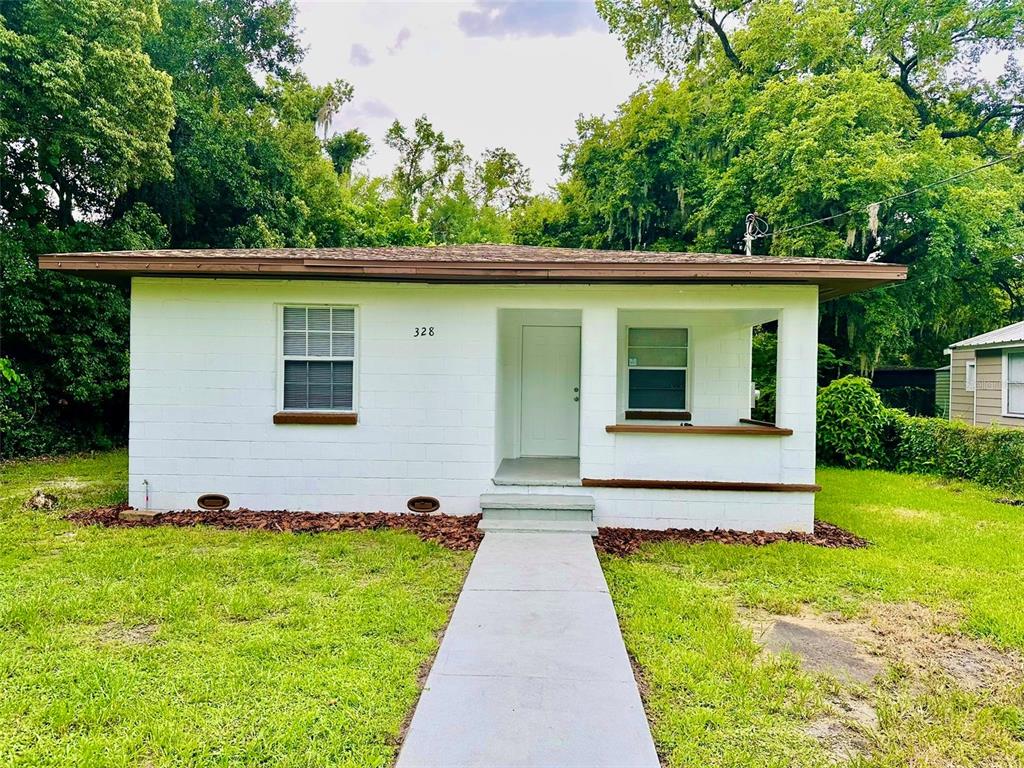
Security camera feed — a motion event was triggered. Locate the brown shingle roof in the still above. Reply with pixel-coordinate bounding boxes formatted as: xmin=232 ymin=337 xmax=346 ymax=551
xmin=39 ymin=243 xmax=906 ymax=299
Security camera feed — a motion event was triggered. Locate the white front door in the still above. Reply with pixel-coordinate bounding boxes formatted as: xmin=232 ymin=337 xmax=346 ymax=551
xmin=520 ymin=325 xmax=581 ymax=457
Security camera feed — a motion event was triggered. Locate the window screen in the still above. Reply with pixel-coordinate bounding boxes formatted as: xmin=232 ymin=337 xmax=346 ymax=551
xmin=282 ymin=307 xmax=355 ymax=410
xmin=1008 ymin=352 xmax=1024 ymax=415
xmin=627 ymin=328 xmax=688 ymax=410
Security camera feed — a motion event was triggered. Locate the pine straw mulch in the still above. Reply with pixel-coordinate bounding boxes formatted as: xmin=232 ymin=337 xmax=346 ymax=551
xmin=65 ymin=505 xmax=868 ymax=556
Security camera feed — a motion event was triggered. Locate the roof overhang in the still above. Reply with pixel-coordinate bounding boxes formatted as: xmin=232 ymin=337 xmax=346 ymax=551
xmin=38 ymin=247 xmax=908 ymax=301
xmin=947 ymin=320 xmax=1024 ymax=350
xmin=952 ymin=341 xmax=1024 ymax=353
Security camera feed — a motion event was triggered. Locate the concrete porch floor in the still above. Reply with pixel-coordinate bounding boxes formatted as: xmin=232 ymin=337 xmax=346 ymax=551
xmin=395 ymin=532 xmax=659 ymax=768
xmin=493 ymin=457 xmax=581 ymax=487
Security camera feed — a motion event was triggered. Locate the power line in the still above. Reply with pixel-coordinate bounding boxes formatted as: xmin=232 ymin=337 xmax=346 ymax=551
xmin=748 ymin=148 xmax=1024 ymax=242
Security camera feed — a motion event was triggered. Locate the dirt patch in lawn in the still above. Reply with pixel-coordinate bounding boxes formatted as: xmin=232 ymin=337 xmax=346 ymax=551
xmin=749 ymin=603 xmax=1023 ymax=692
xmin=96 ymin=621 xmax=158 ymax=646
xmin=804 ymin=702 xmax=877 ymax=763
xmin=867 ymin=602 xmax=1024 ymax=692
xmin=748 ymin=603 xmax=1024 ymax=759
xmin=66 ymin=504 xmax=484 ymax=551
xmin=595 ymin=520 xmax=868 ymax=556
xmin=888 ymin=506 xmax=936 ymax=521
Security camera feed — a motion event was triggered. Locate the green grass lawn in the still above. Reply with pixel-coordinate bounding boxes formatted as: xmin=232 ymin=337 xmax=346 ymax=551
xmin=0 ymin=451 xmax=471 ymax=768
xmin=5 ymin=453 xmax=1023 ymax=767
xmin=604 ymin=468 xmax=1024 ymax=768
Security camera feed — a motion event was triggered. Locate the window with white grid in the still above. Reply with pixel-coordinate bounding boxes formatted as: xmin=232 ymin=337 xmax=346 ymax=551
xmin=1008 ymin=351 xmax=1024 ymax=416
xmin=626 ymin=327 xmax=689 ymax=411
xmin=281 ymin=307 xmax=355 ymax=411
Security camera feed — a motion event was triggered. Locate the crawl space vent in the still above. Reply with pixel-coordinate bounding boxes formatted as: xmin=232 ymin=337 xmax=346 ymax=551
xmin=196 ymin=493 xmax=230 ymax=511
xmin=407 ymin=496 xmax=440 ymax=513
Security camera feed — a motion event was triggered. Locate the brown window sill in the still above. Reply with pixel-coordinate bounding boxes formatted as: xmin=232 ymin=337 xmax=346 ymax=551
xmin=273 ymin=411 xmax=358 ymax=425
xmin=624 ymin=410 xmax=692 ymax=421
xmin=606 ymin=423 xmax=793 ymax=436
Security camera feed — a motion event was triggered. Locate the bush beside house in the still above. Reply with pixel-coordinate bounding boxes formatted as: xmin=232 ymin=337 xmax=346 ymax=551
xmin=816 ymin=376 xmax=888 ymax=468
xmin=817 ymin=377 xmax=1024 ymax=494
xmin=887 ymin=414 xmax=1024 ymax=494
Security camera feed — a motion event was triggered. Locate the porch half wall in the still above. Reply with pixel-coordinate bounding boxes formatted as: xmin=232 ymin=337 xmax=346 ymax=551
xmin=128 ymin=278 xmax=819 ymax=531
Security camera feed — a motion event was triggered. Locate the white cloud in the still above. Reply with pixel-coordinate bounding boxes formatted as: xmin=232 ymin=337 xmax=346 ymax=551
xmin=388 ymin=26 xmax=412 ymax=54
xmin=349 ymin=43 xmax=374 ymax=66
xmin=295 ymin=1 xmax=640 ymax=189
xmin=458 ymin=1 xmax=604 ymax=38
xmin=346 ymin=98 xmax=398 ymax=121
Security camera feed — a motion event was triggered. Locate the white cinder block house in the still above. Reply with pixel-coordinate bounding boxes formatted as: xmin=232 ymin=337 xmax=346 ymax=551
xmin=41 ymin=246 xmax=904 ymax=531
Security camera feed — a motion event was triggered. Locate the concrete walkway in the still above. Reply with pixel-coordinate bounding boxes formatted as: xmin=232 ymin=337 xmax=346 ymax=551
xmin=396 ymin=532 xmax=660 ymax=768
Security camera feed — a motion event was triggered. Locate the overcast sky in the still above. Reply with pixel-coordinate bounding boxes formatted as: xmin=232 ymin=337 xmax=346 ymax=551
xmin=296 ymin=0 xmax=642 ymax=191
xmin=295 ymin=1 xmax=1018 ymax=193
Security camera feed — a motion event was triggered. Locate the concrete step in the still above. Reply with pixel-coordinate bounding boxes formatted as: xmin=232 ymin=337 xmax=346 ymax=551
xmin=480 ymin=493 xmax=595 ymax=511
xmin=477 ymin=518 xmax=599 ymax=535
xmin=492 ymin=475 xmax=582 ymax=487
xmin=479 ymin=493 xmax=596 ymax=534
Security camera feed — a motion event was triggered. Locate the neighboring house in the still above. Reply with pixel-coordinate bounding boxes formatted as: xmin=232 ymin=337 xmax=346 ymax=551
xmin=946 ymin=321 xmax=1024 ymax=428
xmin=41 ymin=245 xmax=904 ymax=532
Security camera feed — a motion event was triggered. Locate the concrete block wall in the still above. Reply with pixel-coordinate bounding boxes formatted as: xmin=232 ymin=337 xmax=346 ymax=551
xmin=130 ymin=278 xmax=498 ymax=515
xmin=129 ymin=278 xmax=819 ymax=530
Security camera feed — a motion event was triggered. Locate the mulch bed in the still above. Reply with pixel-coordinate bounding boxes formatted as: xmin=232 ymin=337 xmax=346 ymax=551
xmin=593 ymin=520 xmax=869 ymax=556
xmin=66 ymin=505 xmax=867 ymax=556
xmin=66 ymin=504 xmax=484 ymax=551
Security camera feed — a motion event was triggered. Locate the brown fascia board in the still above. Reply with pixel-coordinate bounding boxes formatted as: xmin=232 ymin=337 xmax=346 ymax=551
xmin=37 ymin=253 xmax=907 ymax=299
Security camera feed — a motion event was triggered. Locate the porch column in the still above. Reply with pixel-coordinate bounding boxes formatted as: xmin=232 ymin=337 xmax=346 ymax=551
xmin=579 ymin=306 xmax=617 ymax=478
xmin=775 ymin=297 xmax=818 ymax=484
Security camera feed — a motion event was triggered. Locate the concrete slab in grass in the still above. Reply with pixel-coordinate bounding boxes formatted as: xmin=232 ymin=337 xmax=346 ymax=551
xmin=760 ymin=619 xmax=884 ymax=685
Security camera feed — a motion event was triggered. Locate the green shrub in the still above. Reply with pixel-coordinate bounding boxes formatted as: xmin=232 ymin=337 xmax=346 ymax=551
xmin=816 ymin=378 xmax=1024 ymax=492
xmin=816 ymin=376 xmax=887 ymax=468
xmin=888 ymin=413 xmax=1024 ymax=494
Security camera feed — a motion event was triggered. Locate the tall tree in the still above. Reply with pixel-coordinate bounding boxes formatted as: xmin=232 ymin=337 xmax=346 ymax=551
xmin=0 ymin=0 xmax=175 ymax=455
xmin=384 ymin=116 xmax=469 ymax=218
xmin=124 ymin=0 xmax=311 ymax=248
xmin=315 ymin=79 xmax=355 ymax=141
xmin=326 ymin=129 xmax=372 ymax=176
xmin=474 ymin=147 xmax=533 ymax=212
xmin=0 ymin=0 xmax=175 ymax=226
xmin=145 ymin=0 xmax=302 ymax=105
xmin=596 ymin=0 xmax=754 ymax=73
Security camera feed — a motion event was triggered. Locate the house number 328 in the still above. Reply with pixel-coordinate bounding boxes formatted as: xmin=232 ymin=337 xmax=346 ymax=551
xmin=413 ymin=326 xmax=435 ymax=337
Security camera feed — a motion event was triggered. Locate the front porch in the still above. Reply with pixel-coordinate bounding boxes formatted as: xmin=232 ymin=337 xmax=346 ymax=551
xmin=493 ymin=457 xmax=581 ymax=486
xmin=489 ymin=292 xmax=820 ymax=531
